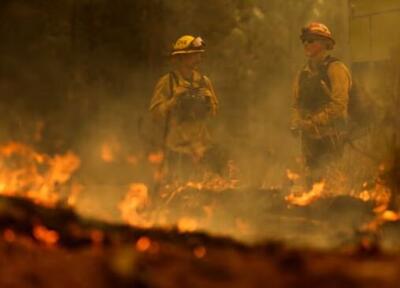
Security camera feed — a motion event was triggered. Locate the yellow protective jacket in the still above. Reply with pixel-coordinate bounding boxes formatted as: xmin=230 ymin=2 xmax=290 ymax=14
xmin=292 ymin=56 xmax=352 ymax=138
xmin=150 ymin=69 xmax=218 ymax=157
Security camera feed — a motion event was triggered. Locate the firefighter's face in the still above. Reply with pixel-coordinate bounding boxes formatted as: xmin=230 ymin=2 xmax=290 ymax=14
xmin=180 ymin=53 xmax=202 ymax=69
xmin=303 ymin=38 xmax=325 ymax=57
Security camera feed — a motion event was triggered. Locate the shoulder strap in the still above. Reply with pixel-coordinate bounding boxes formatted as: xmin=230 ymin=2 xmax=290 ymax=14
xmin=319 ymin=56 xmax=340 ymax=89
xmin=168 ymin=71 xmax=178 ymax=99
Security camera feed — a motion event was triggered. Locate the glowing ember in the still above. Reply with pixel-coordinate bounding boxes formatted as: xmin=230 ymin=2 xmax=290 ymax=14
xmin=0 ymin=142 xmax=80 ymax=207
xmin=3 ymin=229 xmax=16 ymax=242
xmin=118 ymin=183 xmax=151 ymax=227
xmin=193 ymin=246 xmax=207 ymax=258
xmin=285 ymin=181 xmax=325 ymax=206
xmin=33 ymin=225 xmax=59 ymax=246
xmin=147 ymin=151 xmax=164 ymax=164
xmin=355 ymin=183 xmax=391 ymax=213
xmin=136 ymin=236 xmax=151 ymax=252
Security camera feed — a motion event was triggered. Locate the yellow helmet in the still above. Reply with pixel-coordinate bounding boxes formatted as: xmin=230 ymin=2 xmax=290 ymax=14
xmin=171 ymin=35 xmax=205 ymax=56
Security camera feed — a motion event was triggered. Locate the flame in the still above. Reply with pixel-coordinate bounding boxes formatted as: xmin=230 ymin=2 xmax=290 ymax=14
xmin=177 ymin=217 xmax=198 ymax=232
xmin=285 ymin=180 xmax=325 ymax=206
xmin=33 ymin=225 xmax=59 ymax=246
xmin=381 ymin=210 xmax=400 ymax=222
xmin=0 ymin=142 xmax=80 ymax=207
xmin=286 ymin=169 xmax=300 ymax=181
xmin=118 ymin=183 xmax=151 ymax=227
xmin=354 ymin=183 xmax=391 ymax=212
xmin=67 ymin=182 xmax=83 ymax=206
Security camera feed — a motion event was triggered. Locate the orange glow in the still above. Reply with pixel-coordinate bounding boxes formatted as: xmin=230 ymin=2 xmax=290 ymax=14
xmin=101 ymin=143 xmax=114 ymax=163
xmin=355 ymin=183 xmax=391 ymax=212
xmin=136 ymin=236 xmax=151 ymax=252
xmin=3 ymin=229 xmax=16 ymax=242
xmin=235 ymin=218 xmax=251 ymax=235
xmin=381 ymin=210 xmax=400 ymax=222
xmin=285 ymin=181 xmax=325 ymax=206
xmin=147 ymin=151 xmax=164 ymax=165
xmin=67 ymin=183 xmax=83 ymax=207
xmin=118 ymin=183 xmax=151 ymax=227
xmin=33 ymin=225 xmax=59 ymax=246
xmin=286 ymin=169 xmax=300 ymax=181
xmin=177 ymin=217 xmax=198 ymax=232
xmin=90 ymin=229 xmax=104 ymax=245
xmin=0 ymin=142 xmax=80 ymax=207
xmin=193 ymin=246 xmax=207 ymax=258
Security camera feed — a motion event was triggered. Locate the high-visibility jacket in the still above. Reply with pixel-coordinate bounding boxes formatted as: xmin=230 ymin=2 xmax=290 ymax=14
xmin=292 ymin=55 xmax=352 ymax=139
xmin=150 ymin=69 xmax=218 ymax=157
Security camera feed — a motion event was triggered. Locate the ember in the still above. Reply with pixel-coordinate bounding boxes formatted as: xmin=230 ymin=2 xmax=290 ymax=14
xmin=33 ymin=225 xmax=59 ymax=246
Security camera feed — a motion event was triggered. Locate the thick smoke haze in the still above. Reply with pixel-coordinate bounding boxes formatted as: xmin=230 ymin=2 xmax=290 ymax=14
xmin=0 ymin=0 xmax=399 ymax=248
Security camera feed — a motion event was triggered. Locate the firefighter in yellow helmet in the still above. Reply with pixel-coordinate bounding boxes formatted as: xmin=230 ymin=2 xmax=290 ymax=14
xmin=150 ymin=35 xmax=219 ymax=181
xmin=291 ymin=22 xmax=352 ymax=187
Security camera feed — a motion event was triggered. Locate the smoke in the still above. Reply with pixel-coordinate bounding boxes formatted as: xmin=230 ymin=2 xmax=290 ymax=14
xmin=1 ymin=0 xmax=399 ymax=248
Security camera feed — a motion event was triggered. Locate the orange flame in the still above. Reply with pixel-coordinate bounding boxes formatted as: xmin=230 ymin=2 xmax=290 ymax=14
xmin=285 ymin=180 xmax=325 ymax=206
xmin=177 ymin=217 xmax=198 ymax=232
xmin=118 ymin=183 xmax=151 ymax=227
xmin=286 ymin=169 xmax=300 ymax=181
xmin=0 ymin=142 xmax=80 ymax=207
xmin=33 ymin=225 xmax=59 ymax=246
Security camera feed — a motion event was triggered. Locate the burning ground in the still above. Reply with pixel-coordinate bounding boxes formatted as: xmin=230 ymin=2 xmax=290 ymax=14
xmin=0 ymin=141 xmax=400 ymax=287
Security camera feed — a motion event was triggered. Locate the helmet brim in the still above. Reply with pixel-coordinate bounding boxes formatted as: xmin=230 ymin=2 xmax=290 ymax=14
xmin=171 ymin=49 xmax=205 ymax=56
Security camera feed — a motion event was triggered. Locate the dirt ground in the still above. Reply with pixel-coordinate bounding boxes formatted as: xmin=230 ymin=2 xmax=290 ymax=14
xmin=1 ymin=195 xmax=400 ymax=288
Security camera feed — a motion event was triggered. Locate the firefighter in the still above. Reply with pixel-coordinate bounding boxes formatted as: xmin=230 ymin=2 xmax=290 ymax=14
xmin=291 ymin=22 xmax=352 ymax=187
xmin=150 ymin=35 xmax=219 ymax=182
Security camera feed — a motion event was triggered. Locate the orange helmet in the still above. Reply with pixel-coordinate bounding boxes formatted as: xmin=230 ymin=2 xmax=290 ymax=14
xmin=300 ymin=22 xmax=335 ymax=48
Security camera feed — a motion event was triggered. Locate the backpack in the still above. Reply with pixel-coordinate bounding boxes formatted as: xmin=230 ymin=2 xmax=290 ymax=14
xmin=321 ymin=56 xmax=377 ymax=138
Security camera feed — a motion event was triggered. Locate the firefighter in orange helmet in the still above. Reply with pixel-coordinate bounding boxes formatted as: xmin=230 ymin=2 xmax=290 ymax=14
xmin=291 ymin=22 xmax=352 ymax=187
xmin=150 ymin=35 xmax=219 ymax=182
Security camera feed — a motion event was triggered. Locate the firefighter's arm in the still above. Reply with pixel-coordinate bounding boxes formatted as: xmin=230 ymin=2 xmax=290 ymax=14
xmin=149 ymin=75 xmax=179 ymax=118
xmin=199 ymin=76 xmax=218 ymax=116
xmin=310 ymin=62 xmax=351 ymax=126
